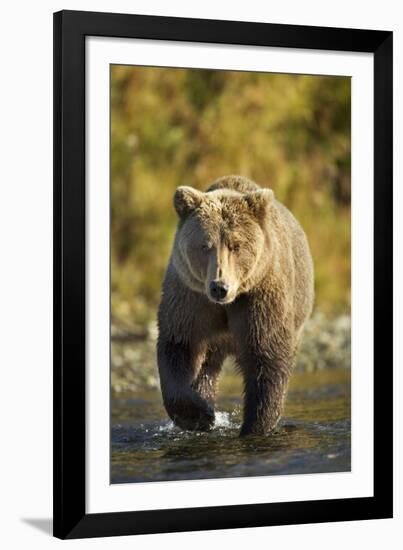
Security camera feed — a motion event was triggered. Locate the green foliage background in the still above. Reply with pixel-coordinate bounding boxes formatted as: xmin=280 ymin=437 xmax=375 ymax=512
xmin=111 ymin=66 xmax=350 ymax=327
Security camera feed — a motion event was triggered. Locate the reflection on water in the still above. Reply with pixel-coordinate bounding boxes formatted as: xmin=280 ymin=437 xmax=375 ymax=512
xmin=111 ymin=368 xmax=350 ymax=483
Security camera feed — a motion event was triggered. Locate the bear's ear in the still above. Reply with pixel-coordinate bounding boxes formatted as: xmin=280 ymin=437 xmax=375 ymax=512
xmin=244 ymin=189 xmax=274 ymax=219
xmin=174 ymin=186 xmax=204 ymax=218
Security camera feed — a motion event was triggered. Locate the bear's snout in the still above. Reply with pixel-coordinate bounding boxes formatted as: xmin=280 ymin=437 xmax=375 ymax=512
xmin=209 ymin=280 xmax=229 ymax=302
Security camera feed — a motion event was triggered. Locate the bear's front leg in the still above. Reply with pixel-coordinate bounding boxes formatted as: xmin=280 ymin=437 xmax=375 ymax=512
xmin=229 ymin=295 xmax=295 ymax=437
xmin=157 ymin=337 xmax=215 ymax=432
xmin=238 ymin=345 xmax=292 ymax=436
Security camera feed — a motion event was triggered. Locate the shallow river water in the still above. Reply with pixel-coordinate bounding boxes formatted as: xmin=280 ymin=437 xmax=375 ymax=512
xmin=111 ymin=368 xmax=350 ymax=484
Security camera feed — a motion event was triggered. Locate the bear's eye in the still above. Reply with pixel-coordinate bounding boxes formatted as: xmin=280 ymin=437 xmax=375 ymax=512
xmin=232 ymin=243 xmax=241 ymax=252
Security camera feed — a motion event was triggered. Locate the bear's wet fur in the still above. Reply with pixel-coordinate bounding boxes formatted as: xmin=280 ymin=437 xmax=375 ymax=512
xmin=157 ymin=175 xmax=314 ymax=436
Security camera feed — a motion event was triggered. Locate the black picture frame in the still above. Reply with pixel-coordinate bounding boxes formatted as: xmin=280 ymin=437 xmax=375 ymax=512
xmin=53 ymin=9 xmax=393 ymax=540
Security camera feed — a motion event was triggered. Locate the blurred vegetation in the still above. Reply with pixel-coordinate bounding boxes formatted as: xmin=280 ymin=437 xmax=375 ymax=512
xmin=111 ymin=65 xmax=351 ymax=328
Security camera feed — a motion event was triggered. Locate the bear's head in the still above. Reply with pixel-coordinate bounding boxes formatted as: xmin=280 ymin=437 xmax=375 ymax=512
xmin=172 ymin=185 xmax=274 ymax=304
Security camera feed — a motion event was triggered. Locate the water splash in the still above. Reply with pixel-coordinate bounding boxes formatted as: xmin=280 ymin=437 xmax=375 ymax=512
xmin=215 ymin=411 xmax=234 ymax=429
xmin=157 ymin=420 xmax=175 ymax=433
xmin=153 ymin=410 xmax=237 ymax=433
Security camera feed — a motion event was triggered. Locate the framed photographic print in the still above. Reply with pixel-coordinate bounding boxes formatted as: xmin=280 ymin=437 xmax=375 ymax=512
xmin=53 ymin=10 xmax=393 ymax=539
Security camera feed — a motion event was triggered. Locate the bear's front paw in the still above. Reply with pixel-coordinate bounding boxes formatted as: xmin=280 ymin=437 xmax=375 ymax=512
xmin=239 ymin=419 xmax=279 ymax=437
xmin=165 ymin=395 xmax=215 ymax=432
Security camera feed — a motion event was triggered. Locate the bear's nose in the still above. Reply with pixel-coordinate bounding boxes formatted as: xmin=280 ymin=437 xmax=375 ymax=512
xmin=209 ymin=281 xmax=229 ymax=301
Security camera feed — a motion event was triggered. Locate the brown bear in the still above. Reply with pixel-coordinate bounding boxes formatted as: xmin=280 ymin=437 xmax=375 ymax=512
xmin=157 ymin=175 xmax=314 ymax=436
